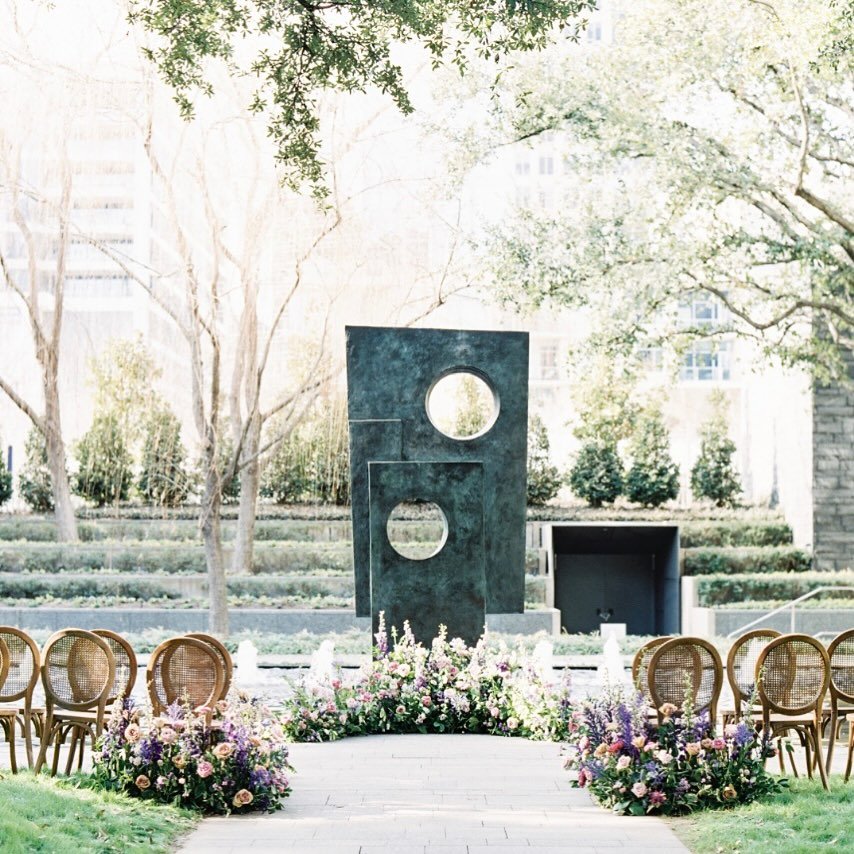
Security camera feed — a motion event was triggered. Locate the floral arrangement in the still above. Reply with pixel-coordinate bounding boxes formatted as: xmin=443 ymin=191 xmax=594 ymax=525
xmin=93 ymin=693 xmax=293 ymax=814
xmin=280 ymin=617 xmax=573 ymax=742
xmin=563 ymin=688 xmax=784 ymax=815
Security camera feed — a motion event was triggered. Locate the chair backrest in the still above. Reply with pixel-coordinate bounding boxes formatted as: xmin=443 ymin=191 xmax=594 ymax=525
xmin=93 ymin=629 xmax=138 ymax=704
xmin=0 ymin=636 xmax=9 ymax=697
xmin=826 ymin=628 xmax=854 ymax=705
xmin=726 ymin=628 xmax=781 ymax=709
xmin=755 ymin=633 xmax=830 ymax=717
xmin=0 ymin=626 xmax=40 ymax=705
xmin=648 ymin=636 xmax=723 ymax=722
xmin=147 ymin=637 xmax=224 ymax=715
xmin=631 ymin=636 xmax=673 ymax=697
xmin=185 ymin=632 xmax=233 ymax=700
xmin=41 ymin=629 xmax=115 ymax=713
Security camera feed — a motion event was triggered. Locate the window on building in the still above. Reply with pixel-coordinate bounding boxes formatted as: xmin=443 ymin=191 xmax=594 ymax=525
xmin=679 ymin=340 xmax=731 ymax=382
xmin=638 ymin=346 xmax=664 ymax=372
xmin=539 ymin=342 xmax=560 ymax=380
xmin=515 ymin=160 xmax=531 ymax=176
xmin=538 ymin=156 xmax=554 ymax=175
xmin=586 ymin=21 xmax=603 ymax=42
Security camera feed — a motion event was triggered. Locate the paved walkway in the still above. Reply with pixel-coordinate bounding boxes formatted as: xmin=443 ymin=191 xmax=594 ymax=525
xmin=178 ymin=735 xmax=690 ymax=854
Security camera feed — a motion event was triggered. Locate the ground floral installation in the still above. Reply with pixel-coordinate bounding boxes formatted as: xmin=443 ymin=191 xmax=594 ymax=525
xmin=564 ymin=687 xmax=785 ymax=815
xmin=280 ymin=616 xmax=573 ymax=742
xmin=93 ymin=693 xmax=293 ymax=814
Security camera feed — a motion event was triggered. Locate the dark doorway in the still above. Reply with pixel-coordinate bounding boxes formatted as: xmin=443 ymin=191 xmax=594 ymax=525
xmin=548 ymin=524 xmax=680 ymax=635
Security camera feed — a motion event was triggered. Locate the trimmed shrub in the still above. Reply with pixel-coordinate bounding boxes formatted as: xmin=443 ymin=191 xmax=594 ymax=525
xmin=74 ymin=413 xmax=133 ymax=507
xmin=0 ymin=440 xmax=11 ymax=506
xmin=138 ymin=408 xmax=189 ymax=506
xmin=526 ymin=415 xmax=562 ymax=506
xmin=568 ymin=441 xmax=623 ymax=507
xmin=18 ymin=427 xmax=55 ymax=512
xmin=0 ymin=576 xmax=180 ymax=601
xmin=695 ymin=571 xmax=854 ymax=607
xmin=260 ymin=431 xmax=311 ymax=505
xmin=679 ymin=521 xmax=793 ymax=548
xmin=691 ymin=406 xmax=741 ymax=507
xmin=683 ymin=546 xmax=812 ymax=576
xmin=624 ymin=407 xmax=679 ymax=507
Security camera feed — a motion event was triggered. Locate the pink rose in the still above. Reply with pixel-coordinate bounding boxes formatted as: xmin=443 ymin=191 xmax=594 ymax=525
xmin=160 ymin=727 xmax=177 ymax=745
xmin=631 ymin=781 xmax=647 ymax=798
xmin=125 ymin=723 xmax=141 ymax=743
xmin=712 ymin=738 xmax=726 ymax=751
xmin=232 ymin=789 xmax=254 ymax=807
xmin=421 ymin=696 xmax=432 ymax=707
xmin=197 ymin=760 xmax=214 ymax=779
xmin=616 ymin=755 xmax=632 ymax=770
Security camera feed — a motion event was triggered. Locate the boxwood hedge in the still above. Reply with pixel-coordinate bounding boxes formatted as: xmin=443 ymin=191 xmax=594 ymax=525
xmin=695 ymin=571 xmax=854 ymax=607
xmin=683 ymin=547 xmax=812 ymax=576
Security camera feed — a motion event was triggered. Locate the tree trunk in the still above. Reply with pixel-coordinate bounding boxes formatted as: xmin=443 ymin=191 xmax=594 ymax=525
xmin=201 ymin=445 xmax=228 ymax=636
xmin=43 ymin=353 xmax=78 ymax=542
xmin=232 ymin=411 xmax=261 ymax=576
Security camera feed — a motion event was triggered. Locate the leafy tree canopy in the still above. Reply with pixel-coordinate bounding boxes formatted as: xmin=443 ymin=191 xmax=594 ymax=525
xmin=448 ymin=0 xmax=853 ymax=379
xmin=129 ymin=0 xmax=595 ymax=199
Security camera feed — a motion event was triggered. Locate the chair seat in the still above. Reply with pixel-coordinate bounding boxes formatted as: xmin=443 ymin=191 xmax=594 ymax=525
xmin=0 ymin=706 xmax=19 ymax=718
xmin=51 ymin=710 xmax=101 ymax=726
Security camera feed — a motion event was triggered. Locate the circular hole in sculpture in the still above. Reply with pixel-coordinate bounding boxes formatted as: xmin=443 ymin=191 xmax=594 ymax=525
xmin=386 ymin=501 xmax=448 ymax=561
xmin=426 ymin=371 xmax=499 ymax=440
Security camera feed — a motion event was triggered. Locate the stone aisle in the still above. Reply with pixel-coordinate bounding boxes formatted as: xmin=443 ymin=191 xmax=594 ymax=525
xmin=178 ymin=735 xmax=690 ymax=854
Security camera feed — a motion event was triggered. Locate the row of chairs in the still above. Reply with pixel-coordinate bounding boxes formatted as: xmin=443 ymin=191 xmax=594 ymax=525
xmin=631 ymin=628 xmax=854 ymax=789
xmin=0 ymin=626 xmax=233 ymax=776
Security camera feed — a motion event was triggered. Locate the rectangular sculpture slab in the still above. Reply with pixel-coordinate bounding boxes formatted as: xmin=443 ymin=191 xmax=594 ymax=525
xmin=369 ymin=460 xmax=486 ymax=646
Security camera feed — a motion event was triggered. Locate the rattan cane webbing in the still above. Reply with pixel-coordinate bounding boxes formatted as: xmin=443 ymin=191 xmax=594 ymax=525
xmin=727 ymin=629 xmax=780 ymax=707
xmin=45 ymin=633 xmax=112 ymax=707
xmin=828 ymin=630 xmax=854 ymax=704
xmin=94 ymin=630 xmax=137 ymax=703
xmin=0 ymin=628 xmax=39 ymax=703
xmin=649 ymin=638 xmax=722 ymax=716
xmin=758 ymin=636 xmax=828 ymax=713
xmin=186 ymin=633 xmax=233 ymax=699
xmin=148 ymin=638 xmax=223 ymax=713
xmin=631 ymin=636 xmax=673 ymax=697
xmin=0 ymin=637 xmax=9 ymax=697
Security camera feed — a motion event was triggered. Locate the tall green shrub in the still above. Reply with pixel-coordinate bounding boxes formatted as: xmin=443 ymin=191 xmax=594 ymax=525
xmin=0 ymin=436 xmax=11 ymax=506
xmin=527 ymin=415 xmax=562 ymax=506
xmin=260 ymin=429 xmax=310 ymax=504
xmin=691 ymin=396 xmax=741 ymax=508
xmin=625 ymin=406 xmax=679 ymax=507
xmin=138 ymin=408 xmax=189 ymax=506
xmin=568 ymin=441 xmax=624 ymax=507
xmin=74 ymin=414 xmax=133 ymax=507
xmin=18 ymin=427 xmax=55 ymax=512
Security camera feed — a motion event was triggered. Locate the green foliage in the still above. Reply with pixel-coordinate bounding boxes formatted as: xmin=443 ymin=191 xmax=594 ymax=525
xmin=0 ymin=439 xmax=11 ymax=506
xmin=129 ymin=0 xmax=595 ymax=200
xmin=73 ymin=413 xmax=134 ymax=507
xmin=260 ymin=428 xmax=311 ymax=505
xmin=568 ymin=440 xmax=623 ymax=507
xmin=679 ymin=521 xmax=793 ymax=549
xmin=691 ymin=397 xmax=742 ymax=508
xmin=526 ymin=414 xmax=562 ymax=506
xmin=571 ymin=357 xmax=638 ymax=445
xmin=454 ymin=374 xmax=489 ymax=438
xmin=216 ymin=435 xmax=241 ymax=504
xmin=17 ymin=427 xmax=55 ymax=512
xmin=683 ymin=547 xmax=812 ymax=576
xmin=138 ymin=407 xmax=190 ymax=506
xmin=695 ymin=571 xmax=854 ymax=607
xmin=625 ymin=405 xmax=679 ymax=507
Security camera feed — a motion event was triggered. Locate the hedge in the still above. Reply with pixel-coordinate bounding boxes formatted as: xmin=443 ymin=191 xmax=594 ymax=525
xmin=695 ymin=571 xmax=854 ymax=607
xmin=678 ymin=521 xmax=793 ymax=549
xmin=683 ymin=547 xmax=812 ymax=576
xmin=0 ymin=577 xmax=181 ymax=601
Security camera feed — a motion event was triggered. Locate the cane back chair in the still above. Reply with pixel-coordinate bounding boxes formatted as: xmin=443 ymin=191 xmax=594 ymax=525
xmin=631 ymin=636 xmax=673 ymax=699
xmin=93 ymin=629 xmax=138 ymax=705
xmin=755 ymin=633 xmax=831 ymax=790
xmin=825 ymin=628 xmax=854 ymax=773
xmin=35 ymin=629 xmax=115 ymax=776
xmin=0 ymin=627 xmax=41 ymax=771
xmin=648 ymin=636 xmax=723 ymax=729
xmin=147 ymin=637 xmax=224 ymax=718
xmin=722 ymin=629 xmax=781 ymax=725
xmin=185 ymin=632 xmax=233 ymax=701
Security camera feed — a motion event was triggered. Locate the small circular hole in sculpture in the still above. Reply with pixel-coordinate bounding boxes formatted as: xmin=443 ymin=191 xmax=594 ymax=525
xmin=386 ymin=501 xmax=448 ymax=560
xmin=426 ymin=370 xmax=499 ymax=440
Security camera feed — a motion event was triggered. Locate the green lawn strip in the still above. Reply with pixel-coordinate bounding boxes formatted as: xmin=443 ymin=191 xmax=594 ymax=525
xmin=668 ymin=777 xmax=854 ymax=854
xmin=0 ymin=772 xmax=198 ymax=854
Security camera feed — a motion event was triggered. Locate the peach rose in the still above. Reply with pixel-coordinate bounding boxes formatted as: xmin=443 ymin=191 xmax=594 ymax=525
xmin=135 ymin=774 xmax=151 ymax=790
xmin=125 ymin=723 xmax=141 ymax=743
xmin=232 ymin=789 xmax=254 ymax=807
xmin=213 ymin=742 xmax=235 ymax=759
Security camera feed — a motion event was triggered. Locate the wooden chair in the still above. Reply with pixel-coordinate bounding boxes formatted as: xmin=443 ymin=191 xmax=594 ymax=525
xmin=755 ymin=633 xmax=831 ymax=790
xmin=93 ymin=629 xmax=138 ymax=705
xmin=631 ymin=636 xmax=673 ymax=699
xmin=185 ymin=632 xmax=233 ymax=701
xmin=35 ymin=629 xmax=115 ymax=776
xmin=648 ymin=636 xmax=723 ymax=728
xmin=0 ymin=627 xmax=41 ymax=771
xmin=147 ymin=637 xmax=224 ymax=718
xmin=722 ymin=629 xmax=781 ymax=725
xmin=825 ymin=628 xmax=854 ymax=772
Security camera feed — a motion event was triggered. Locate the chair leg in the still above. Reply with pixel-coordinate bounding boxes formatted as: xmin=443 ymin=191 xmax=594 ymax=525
xmin=826 ymin=709 xmax=839 ymax=772
xmin=50 ymin=727 xmax=64 ymax=777
xmin=845 ymin=723 xmax=853 ymax=783
xmin=33 ymin=714 xmax=54 ymax=775
xmin=804 ymin=729 xmax=813 ymax=781
xmin=64 ymin=728 xmax=79 ymax=776
xmin=7 ymin=720 xmax=17 ymax=774
xmin=777 ymin=738 xmax=787 ymax=775
xmin=811 ymin=724 xmax=830 ymax=791
xmin=23 ymin=714 xmax=34 ymax=769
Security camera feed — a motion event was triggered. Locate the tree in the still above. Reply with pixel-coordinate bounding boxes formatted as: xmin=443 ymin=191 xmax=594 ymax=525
xmin=568 ymin=441 xmax=623 ymax=507
xmin=454 ymin=375 xmax=489 ymax=438
xmin=0 ymin=440 xmax=11 ymax=506
xmin=73 ymin=413 xmax=134 ymax=507
xmin=449 ymin=0 xmax=853 ymax=378
xmin=625 ymin=405 xmax=680 ymax=507
xmin=18 ymin=427 xmax=55 ymax=513
xmin=526 ymin=414 xmax=562 ymax=506
xmin=130 ymin=0 xmax=596 ymax=199
xmin=260 ymin=427 xmax=311 ymax=505
xmin=138 ymin=407 xmax=190 ymax=506
xmin=691 ymin=394 xmax=742 ymax=507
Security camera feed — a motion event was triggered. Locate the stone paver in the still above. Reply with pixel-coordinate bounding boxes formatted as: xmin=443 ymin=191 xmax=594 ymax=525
xmin=178 ymin=735 xmax=690 ymax=854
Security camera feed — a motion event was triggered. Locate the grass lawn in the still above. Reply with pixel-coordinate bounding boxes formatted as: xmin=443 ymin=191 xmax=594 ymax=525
xmin=0 ymin=772 xmax=198 ymax=854
xmin=669 ymin=777 xmax=854 ymax=854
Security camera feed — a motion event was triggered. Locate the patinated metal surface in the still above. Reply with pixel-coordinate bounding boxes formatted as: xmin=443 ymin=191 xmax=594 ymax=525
xmin=369 ymin=460 xmax=486 ymax=645
xmin=346 ymin=325 xmax=529 ymax=623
